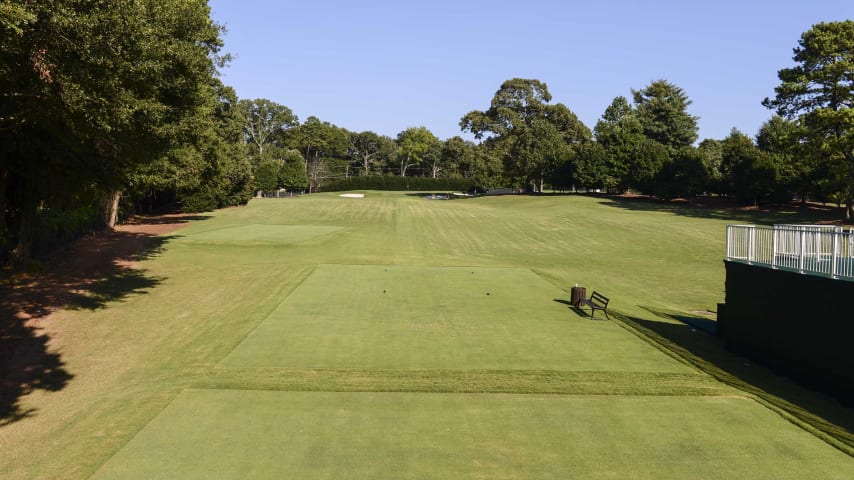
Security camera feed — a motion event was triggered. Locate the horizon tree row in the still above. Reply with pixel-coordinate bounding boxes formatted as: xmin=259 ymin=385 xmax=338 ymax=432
xmin=247 ymin=20 xmax=852 ymax=216
xmin=2 ymin=11 xmax=851 ymax=266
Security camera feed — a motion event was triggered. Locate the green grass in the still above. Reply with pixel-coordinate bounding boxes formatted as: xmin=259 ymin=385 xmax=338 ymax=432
xmin=91 ymin=390 xmax=854 ymax=480
xmin=1 ymin=192 xmax=852 ymax=479
xmin=181 ymin=224 xmax=344 ymax=245
xmin=222 ymin=264 xmax=686 ymax=372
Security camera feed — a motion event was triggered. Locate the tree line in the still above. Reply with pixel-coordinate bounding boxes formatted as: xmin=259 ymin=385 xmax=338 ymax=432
xmin=1 ymin=5 xmax=852 ymax=266
xmin=231 ymin=21 xmax=854 ymax=218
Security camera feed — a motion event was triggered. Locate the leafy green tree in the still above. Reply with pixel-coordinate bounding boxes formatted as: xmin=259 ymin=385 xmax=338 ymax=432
xmin=460 ymin=78 xmax=552 ymax=140
xmin=632 ymin=80 xmax=699 ymax=152
xmin=512 ymin=118 xmax=570 ymax=191
xmin=594 ymin=96 xmax=648 ymax=191
xmin=288 ymin=116 xmax=349 ymax=165
xmin=763 ymin=20 xmax=854 ymax=216
xmin=628 ymin=137 xmax=670 ymax=194
xmin=1 ymin=0 xmax=225 ymax=261
xmin=238 ymin=98 xmax=298 ymax=160
xmin=279 ymin=149 xmax=308 ymax=192
xmin=456 ymin=142 xmax=504 ymax=191
xmin=756 ymin=116 xmax=804 ymax=205
xmin=183 ymin=82 xmax=254 ymax=211
xmin=697 ymin=139 xmax=724 ymax=192
xmin=460 ymin=78 xmax=589 ymax=189
xmin=573 ymin=142 xmax=609 ymax=191
xmin=721 ymin=129 xmax=778 ymax=204
xmin=654 ymin=147 xmax=709 ymax=200
xmin=440 ymin=136 xmax=468 ymax=177
xmin=395 ymin=127 xmax=439 ymax=177
xmin=0 ymin=2 xmax=35 ymax=34
xmin=349 ymin=131 xmax=394 ymax=175
xmin=254 ymin=160 xmax=281 ymax=192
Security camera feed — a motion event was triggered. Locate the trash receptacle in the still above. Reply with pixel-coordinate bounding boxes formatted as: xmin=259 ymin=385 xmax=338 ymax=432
xmin=570 ymin=286 xmax=586 ymax=307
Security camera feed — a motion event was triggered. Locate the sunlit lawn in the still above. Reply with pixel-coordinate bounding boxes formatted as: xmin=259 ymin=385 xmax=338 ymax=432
xmin=2 ymin=192 xmax=851 ymax=479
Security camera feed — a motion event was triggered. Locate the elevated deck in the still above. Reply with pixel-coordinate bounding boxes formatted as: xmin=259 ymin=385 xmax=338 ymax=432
xmin=726 ymin=224 xmax=854 ymax=282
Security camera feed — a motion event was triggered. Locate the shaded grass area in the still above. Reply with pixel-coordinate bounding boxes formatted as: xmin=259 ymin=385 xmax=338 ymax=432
xmin=0 ymin=230 xmax=171 ymax=426
xmin=91 ymin=390 xmax=854 ymax=480
xmin=595 ymin=195 xmax=844 ymax=225
xmin=612 ymin=308 xmax=854 ymax=455
xmin=0 ymin=262 xmax=317 ymax=479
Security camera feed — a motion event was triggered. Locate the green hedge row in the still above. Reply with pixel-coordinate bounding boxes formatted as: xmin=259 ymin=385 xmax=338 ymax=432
xmin=322 ymin=176 xmax=477 ymax=192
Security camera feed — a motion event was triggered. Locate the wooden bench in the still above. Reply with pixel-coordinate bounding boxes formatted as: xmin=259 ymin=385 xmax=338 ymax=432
xmin=582 ymin=291 xmax=610 ymax=320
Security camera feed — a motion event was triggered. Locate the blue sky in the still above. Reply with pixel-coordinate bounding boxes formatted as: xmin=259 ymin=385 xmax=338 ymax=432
xmin=208 ymin=0 xmax=852 ymax=142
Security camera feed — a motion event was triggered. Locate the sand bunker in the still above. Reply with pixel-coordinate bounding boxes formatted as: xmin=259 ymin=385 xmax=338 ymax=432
xmin=339 ymin=193 xmax=365 ymax=198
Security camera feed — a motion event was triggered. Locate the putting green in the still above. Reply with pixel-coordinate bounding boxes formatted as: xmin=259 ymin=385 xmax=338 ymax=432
xmin=91 ymin=389 xmax=854 ymax=480
xmin=182 ymin=224 xmax=344 ymax=245
xmin=221 ymin=264 xmax=689 ymax=372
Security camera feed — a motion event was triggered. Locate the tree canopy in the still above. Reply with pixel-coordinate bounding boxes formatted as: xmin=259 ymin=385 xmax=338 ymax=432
xmin=632 ymin=80 xmax=699 ymax=152
xmin=1 ymin=0 xmax=232 ymax=262
xmin=763 ymin=20 xmax=854 ymax=218
xmin=461 ymin=78 xmax=590 ymax=191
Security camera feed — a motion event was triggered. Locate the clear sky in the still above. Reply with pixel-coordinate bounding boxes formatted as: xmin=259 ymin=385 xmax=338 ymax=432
xmin=208 ymin=0 xmax=852 ymax=142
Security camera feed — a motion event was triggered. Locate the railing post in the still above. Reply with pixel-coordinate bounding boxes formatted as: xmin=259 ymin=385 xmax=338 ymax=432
xmin=725 ymin=225 xmax=731 ymax=259
xmin=799 ymin=230 xmax=806 ymax=272
xmin=832 ymin=231 xmax=840 ymax=278
xmin=748 ymin=226 xmax=755 ymax=263
xmin=771 ymin=227 xmax=778 ymax=268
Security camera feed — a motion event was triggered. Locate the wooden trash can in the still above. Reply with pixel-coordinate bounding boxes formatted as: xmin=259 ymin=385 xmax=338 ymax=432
xmin=570 ymin=286 xmax=586 ymax=307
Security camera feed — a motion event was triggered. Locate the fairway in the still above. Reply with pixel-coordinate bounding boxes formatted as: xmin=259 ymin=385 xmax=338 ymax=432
xmin=92 ymin=390 xmax=854 ymax=480
xmin=3 ymin=192 xmax=852 ymax=479
xmin=222 ymin=264 xmax=687 ymax=371
xmin=181 ymin=224 xmax=344 ymax=245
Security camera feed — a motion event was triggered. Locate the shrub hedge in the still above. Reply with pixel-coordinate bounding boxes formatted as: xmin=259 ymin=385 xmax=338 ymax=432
xmin=322 ymin=176 xmax=477 ymax=192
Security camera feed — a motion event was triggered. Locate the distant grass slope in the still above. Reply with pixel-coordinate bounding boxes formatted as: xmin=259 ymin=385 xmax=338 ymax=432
xmin=1 ymin=192 xmax=851 ymax=479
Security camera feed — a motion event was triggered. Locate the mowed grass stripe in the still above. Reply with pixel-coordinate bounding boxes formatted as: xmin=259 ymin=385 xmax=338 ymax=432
xmin=181 ymin=224 xmax=344 ymax=245
xmin=195 ymin=368 xmax=733 ymax=396
xmin=90 ymin=390 xmax=854 ymax=480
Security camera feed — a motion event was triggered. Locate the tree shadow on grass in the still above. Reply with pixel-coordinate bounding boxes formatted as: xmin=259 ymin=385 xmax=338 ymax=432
xmin=123 ymin=214 xmax=211 ymax=226
xmin=0 ymin=227 xmax=176 ymax=426
xmin=594 ymin=195 xmax=845 ymax=225
xmin=618 ymin=306 xmax=854 ymax=453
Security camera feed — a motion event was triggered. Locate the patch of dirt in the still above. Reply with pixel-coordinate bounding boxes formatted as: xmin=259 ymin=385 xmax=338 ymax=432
xmin=0 ymin=212 xmax=202 ymax=423
xmin=2 ymin=213 xmax=199 ymax=321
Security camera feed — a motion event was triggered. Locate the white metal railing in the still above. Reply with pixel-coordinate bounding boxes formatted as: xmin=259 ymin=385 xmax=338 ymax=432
xmin=726 ymin=224 xmax=854 ymax=281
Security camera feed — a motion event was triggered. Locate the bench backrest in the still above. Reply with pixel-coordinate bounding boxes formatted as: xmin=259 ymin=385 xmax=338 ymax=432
xmin=590 ymin=291 xmax=609 ymax=307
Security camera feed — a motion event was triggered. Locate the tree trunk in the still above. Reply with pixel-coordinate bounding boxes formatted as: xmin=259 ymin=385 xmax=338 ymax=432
xmin=11 ymin=202 xmax=32 ymax=267
xmin=846 ymin=156 xmax=854 ymax=220
xmin=0 ymin=167 xmax=7 ymax=238
xmin=106 ymin=190 xmax=121 ymax=229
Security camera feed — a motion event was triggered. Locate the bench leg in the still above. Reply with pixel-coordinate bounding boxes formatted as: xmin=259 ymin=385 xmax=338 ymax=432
xmin=589 ymin=307 xmax=595 ymax=319
xmin=603 ymin=309 xmax=609 ymax=320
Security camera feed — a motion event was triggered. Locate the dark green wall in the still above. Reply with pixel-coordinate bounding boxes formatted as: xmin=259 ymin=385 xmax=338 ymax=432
xmin=721 ymin=260 xmax=854 ymax=405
